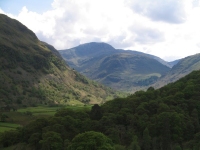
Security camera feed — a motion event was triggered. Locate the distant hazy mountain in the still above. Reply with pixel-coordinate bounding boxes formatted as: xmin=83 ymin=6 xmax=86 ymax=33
xmin=0 ymin=14 xmax=122 ymax=106
xmin=118 ymin=49 xmax=176 ymax=68
xmin=154 ymin=53 xmax=200 ymax=88
xmin=167 ymin=59 xmax=180 ymax=68
xmin=59 ymin=42 xmax=170 ymax=91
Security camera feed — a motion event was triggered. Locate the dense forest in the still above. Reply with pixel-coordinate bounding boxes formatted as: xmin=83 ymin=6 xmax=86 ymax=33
xmin=1 ymin=70 xmax=200 ymax=149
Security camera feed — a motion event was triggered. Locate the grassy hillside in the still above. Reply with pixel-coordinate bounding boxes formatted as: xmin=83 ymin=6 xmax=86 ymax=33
xmin=93 ymin=53 xmax=170 ymax=92
xmin=120 ymin=49 xmax=178 ymax=68
xmin=0 ymin=14 xmax=124 ymax=107
xmin=154 ymin=53 xmax=200 ymax=88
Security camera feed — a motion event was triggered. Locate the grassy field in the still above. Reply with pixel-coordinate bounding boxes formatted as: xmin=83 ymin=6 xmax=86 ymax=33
xmin=0 ymin=122 xmax=21 ymax=133
xmin=18 ymin=105 xmax=91 ymax=115
xmin=0 ymin=105 xmax=92 ymax=131
xmin=0 ymin=126 xmax=16 ymax=133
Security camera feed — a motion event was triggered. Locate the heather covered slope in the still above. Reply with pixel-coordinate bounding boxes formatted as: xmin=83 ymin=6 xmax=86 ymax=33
xmin=0 ymin=14 xmax=122 ymax=106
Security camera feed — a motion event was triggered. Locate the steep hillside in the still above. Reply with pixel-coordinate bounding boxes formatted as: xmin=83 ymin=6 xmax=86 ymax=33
xmin=59 ymin=42 xmax=170 ymax=92
xmin=0 ymin=14 xmax=122 ymax=107
xmin=154 ymin=53 xmax=200 ymax=88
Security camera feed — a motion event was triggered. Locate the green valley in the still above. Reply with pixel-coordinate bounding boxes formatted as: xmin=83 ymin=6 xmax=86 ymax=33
xmin=1 ymin=70 xmax=200 ymax=149
xmin=1 ymin=13 xmax=200 ymax=150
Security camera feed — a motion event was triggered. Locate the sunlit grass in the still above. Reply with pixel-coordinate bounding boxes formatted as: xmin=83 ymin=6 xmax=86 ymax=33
xmin=18 ymin=105 xmax=91 ymax=115
xmin=0 ymin=126 xmax=14 ymax=133
xmin=1 ymin=105 xmax=92 ymax=133
xmin=0 ymin=122 xmax=21 ymax=133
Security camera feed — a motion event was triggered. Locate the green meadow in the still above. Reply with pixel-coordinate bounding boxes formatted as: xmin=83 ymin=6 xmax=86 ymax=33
xmin=0 ymin=105 xmax=92 ymax=133
xmin=0 ymin=122 xmax=21 ymax=133
xmin=18 ymin=105 xmax=91 ymax=115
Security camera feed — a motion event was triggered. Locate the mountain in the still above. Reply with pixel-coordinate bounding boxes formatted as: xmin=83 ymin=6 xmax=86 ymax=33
xmin=154 ymin=53 xmax=200 ymax=88
xmin=59 ymin=42 xmax=170 ymax=92
xmin=167 ymin=59 xmax=180 ymax=68
xmin=0 ymin=14 xmax=122 ymax=107
xmin=59 ymin=42 xmax=116 ymax=69
xmin=118 ymin=49 xmax=175 ymax=68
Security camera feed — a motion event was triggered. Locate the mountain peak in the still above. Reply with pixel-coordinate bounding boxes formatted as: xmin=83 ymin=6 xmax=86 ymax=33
xmin=60 ymin=42 xmax=116 ymax=59
xmin=78 ymin=42 xmax=115 ymax=50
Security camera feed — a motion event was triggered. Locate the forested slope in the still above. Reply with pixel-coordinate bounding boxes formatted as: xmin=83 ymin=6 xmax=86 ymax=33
xmin=1 ymin=70 xmax=200 ymax=149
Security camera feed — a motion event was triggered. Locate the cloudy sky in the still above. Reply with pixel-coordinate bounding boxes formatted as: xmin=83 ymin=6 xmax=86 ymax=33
xmin=1 ymin=0 xmax=200 ymax=61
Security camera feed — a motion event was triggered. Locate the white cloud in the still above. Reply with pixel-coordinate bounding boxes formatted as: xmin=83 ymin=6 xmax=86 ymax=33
xmin=0 ymin=8 xmax=4 ymax=14
xmin=131 ymin=25 xmax=165 ymax=44
xmin=126 ymin=0 xmax=186 ymax=24
xmin=1 ymin=0 xmax=200 ymax=61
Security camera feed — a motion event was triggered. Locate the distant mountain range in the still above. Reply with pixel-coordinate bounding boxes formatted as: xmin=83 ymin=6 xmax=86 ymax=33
xmin=0 ymin=14 xmax=123 ymax=106
xmin=59 ymin=42 xmax=170 ymax=91
xmin=59 ymin=42 xmax=200 ymax=92
xmin=2 ymin=13 xmax=199 ymax=100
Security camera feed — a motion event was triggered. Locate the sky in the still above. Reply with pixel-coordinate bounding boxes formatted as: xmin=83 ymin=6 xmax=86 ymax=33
xmin=0 ymin=0 xmax=200 ymax=61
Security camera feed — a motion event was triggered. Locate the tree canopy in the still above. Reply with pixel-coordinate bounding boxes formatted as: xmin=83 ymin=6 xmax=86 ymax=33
xmin=1 ymin=70 xmax=200 ymax=149
xmin=68 ymin=131 xmax=114 ymax=150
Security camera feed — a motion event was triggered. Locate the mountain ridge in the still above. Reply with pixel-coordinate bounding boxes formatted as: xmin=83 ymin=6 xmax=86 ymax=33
xmin=59 ymin=42 xmax=200 ymax=92
xmin=154 ymin=53 xmax=200 ymax=88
